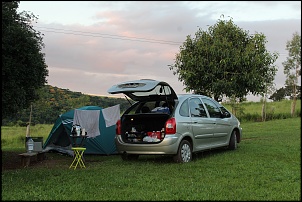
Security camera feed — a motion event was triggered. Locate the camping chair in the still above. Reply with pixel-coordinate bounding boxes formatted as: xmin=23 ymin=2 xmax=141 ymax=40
xmin=69 ymin=131 xmax=88 ymax=170
xmin=69 ymin=147 xmax=86 ymax=170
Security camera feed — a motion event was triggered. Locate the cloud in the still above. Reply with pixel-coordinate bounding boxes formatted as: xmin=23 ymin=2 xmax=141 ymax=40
xmin=18 ymin=1 xmax=301 ymax=101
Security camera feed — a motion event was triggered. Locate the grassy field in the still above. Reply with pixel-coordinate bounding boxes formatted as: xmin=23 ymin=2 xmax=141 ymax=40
xmin=1 ymin=124 xmax=53 ymax=150
xmin=1 ymin=117 xmax=301 ymax=201
xmin=224 ymin=99 xmax=301 ymax=122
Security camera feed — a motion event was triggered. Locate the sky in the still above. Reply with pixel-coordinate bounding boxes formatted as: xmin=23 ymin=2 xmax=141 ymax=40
xmin=17 ymin=1 xmax=301 ymax=101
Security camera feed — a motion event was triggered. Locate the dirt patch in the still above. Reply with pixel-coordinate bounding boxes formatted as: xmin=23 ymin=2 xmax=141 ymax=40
xmin=2 ymin=150 xmax=70 ymax=171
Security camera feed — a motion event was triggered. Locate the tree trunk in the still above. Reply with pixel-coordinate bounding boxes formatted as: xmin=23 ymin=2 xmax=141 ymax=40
xmin=262 ymin=98 xmax=266 ymax=122
xmin=291 ymin=62 xmax=298 ymax=117
xmin=26 ymin=104 xmax=33 ymax=137
xmin=291 ymin=97 xmax=296 ymax=117
xmin=291 ymin=78 xmax=297 ymax=117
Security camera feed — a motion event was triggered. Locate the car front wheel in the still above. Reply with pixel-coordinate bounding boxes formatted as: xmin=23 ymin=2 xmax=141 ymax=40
xmin=173 ymin=140 xmax=192 ymax=163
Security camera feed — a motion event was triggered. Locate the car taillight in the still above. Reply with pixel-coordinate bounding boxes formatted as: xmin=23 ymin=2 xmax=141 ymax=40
xmin=116 ymin=119 xmax=121 ymax=135
xmin=165 ymin=118 xmax=176 ymax=134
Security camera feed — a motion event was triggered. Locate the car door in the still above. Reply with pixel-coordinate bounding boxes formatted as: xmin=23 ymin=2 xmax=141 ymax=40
xmin=188 ymin=97 xmax=216 ymax=150
xmin=201 ymin=98 xmax=232 ymax=146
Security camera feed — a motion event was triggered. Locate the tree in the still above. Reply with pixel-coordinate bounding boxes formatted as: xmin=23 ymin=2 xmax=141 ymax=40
xmin=269 ymin=87 xmax=288 ymax=101
xmin=2 ymin=1 xmax=48 ymax=119
xmin=282 ymin=32 xmax=301 ymax=117
xmin=169 ymin=16 xmax=278 ymax=102
xmin=261 ymin=82 xmax=275 ymax=121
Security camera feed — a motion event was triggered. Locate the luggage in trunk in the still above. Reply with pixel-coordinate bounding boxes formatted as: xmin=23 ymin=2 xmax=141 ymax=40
xmin=121 ymin=113 xmax=170 ymax=143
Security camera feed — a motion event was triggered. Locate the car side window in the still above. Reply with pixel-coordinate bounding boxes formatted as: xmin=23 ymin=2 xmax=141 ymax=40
xmin=189 ymin=98 xmax=207 ymax=117
xmin=179 ymin=99 xmax=189 ymax=117
xmin=201 ymin=98 xmax=221 ymax=118
xmin=220 ymin=106 xmax=231 ymax=118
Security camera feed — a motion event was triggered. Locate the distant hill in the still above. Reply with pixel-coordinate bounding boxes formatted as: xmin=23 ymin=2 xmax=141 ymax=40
xmin=2 ymin=85 xmax=131 ymax=126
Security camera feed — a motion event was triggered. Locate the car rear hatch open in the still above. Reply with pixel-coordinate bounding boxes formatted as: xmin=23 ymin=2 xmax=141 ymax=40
xmin=107 ymin=79 xmax=178 ymax=144
xmin=107 ymin=79 xmax=177 ymax=102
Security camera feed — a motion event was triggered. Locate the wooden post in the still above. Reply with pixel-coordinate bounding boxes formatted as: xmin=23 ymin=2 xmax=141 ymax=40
xmin=26 ymin=104 xmax=33 ymax=138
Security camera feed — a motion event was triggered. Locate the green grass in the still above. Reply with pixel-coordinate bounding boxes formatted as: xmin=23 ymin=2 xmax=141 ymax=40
xmin=224 ymin=99 xmax=301 ymax=122
xmin=1 ymin=124 xmax=53 ymax=149
xmin=1 ymin=117 xmax=301 ymax=200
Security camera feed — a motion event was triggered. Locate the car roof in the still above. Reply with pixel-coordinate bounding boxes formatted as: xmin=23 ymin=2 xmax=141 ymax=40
xmin=177 ymin=94 xmax=208 ymax=99
xmin=107 ymin=79 xmax=178 ymax=101
xmin=177 ymin=94 xmax=222 ymax=105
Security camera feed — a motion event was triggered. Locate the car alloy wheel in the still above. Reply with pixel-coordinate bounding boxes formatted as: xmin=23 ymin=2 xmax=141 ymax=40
xmin=174 ymin=140 xmax=192 ymax=163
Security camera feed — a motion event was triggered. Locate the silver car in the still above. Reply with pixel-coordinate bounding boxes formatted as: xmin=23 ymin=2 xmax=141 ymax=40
xmin=108 ymin=79 xmax=242 ymax=163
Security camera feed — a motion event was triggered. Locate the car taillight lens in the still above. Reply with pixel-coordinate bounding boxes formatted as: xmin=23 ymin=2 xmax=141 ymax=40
xmin=165 ymin=118 xmax=176 ymax=134
xmin=116 ymin=119 xmax=121 ymax=135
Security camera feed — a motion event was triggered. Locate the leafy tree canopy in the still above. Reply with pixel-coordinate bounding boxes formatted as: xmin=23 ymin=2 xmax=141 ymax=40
xmin=283 ymin=32 xmax=301 ymax=76
xmin=282 ymin=32 xmax=301 ymax=116
xmin=169 ymin=16 xmax=278 ymax=102
xmin=2 ymin=85 xmax=130 ymax=126
xmin=283 ymin=32 xmax=301 ymax=93
xmin=2 ymin=1 xmax=49 ymax=119
xmin=269 ymin=86 xmax=294 ymax=101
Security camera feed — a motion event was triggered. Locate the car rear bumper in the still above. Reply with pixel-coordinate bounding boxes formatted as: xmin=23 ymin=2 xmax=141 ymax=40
xmin=115 ymin=134 xmax=180 ymax=155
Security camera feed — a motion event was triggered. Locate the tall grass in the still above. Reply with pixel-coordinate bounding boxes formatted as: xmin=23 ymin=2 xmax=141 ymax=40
xmin=1 ymin=117 xmax=301 ymax=201
xmin=1 ymin=124 xmax=53 ymax=149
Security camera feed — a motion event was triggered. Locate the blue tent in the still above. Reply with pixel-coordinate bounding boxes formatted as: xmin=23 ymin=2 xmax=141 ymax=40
xmin=43 ymin=106 xmax=117 ymax=156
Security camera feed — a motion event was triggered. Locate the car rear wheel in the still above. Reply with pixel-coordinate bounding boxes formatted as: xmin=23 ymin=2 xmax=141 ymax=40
xmin=228 ymin=130 xmax=237 ymax=150
xmin=121 ymin=153 xmax=139 ymax=161
xmin=173 ymin=140 xmax=192 ymax=163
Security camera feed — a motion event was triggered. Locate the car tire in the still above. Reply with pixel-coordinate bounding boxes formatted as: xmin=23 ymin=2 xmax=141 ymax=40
xmin=228 ymin=130 xmax=237 ymax=150
xmin=173 ymin=140 xmax=192 ymax=163
xmin=121 ymin=153 xmax=139 ymax=161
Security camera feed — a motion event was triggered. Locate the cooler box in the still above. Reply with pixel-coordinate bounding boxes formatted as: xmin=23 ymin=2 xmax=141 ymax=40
xmin=25 ymin=137 xmax=43 ymax=152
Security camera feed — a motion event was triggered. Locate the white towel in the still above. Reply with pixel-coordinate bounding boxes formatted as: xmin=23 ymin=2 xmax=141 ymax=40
xmin=102 ymin=104 xmax=120 ymax=127
xmin=73 ymin=109 xmax=100 ymax=138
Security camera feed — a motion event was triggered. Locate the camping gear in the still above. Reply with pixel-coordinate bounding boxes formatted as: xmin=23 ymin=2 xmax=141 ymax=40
xmin=25 ymin=137 xmax=44 ymax=152
xmin=70 ymin=133 xmax=87 ymax=147
xmin=43 ymin=106 xmax=119 ymax=156
xmin=27 ymin=138 xmax=34 ymax=153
